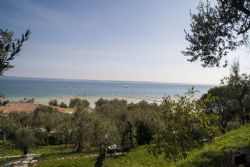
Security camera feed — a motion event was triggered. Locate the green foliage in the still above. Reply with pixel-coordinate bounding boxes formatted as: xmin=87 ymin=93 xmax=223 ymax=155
xmin=105 ymin=124 xmax=250 ymax=167
xmin=105 ymin=146 xmax=169 ymax=167
xmin=69 ymin=98 xmax=89 ymax=110
xmin=202 ymin=86 xmax=235 ymax=131
xmin=59 ymin=102 xmax=68 ymax=108
xmin=135 ymin=120 xmax=153 ymax=145
xmin=33 ymin=106 xmax=62 ymax=145
xmin=26 ymin=145 xmax=97 ymax=167
xmin=95 ymin=99 xmax=132 ymax=150
xmin=174 ymin=124 xmax=250 ymax=167
xmin=0 ymin=95 xmax=8 ymax=106
xmin=93 ymin=114 xmax=120 ymax=167
xmin=95 ymin=98 xmax=127 ymax=115
xmin=36 ymin=156 xmax=94 ymax=167
xmin=183 ymin=0 xmax=250 ymax=67
xmin=48 ymin=99 xmax=58 ymax=106
xmin=0 ymin=28 xmax=30 ymax=118
xmin=14 ymin=127 xmax=36 ymax=155
xmin=151 ymin=88 xmax=219 ymax=160
xmin=202 ymin=62 xmax=250 ymax=132
xmin=1 ymin=112 xmax=35 ymax=155
xmin=71 ymin=110 xmax=93 ymax=152
xmin=0 ymin=29 xmax=31 ymax=75
xmin=3 ymin=94 xmax=246 ymax=166
xmin=95 ymin=99 xmax=162 ymax=152
xmin=92 ymin=113 xmax=120 ymax=147
xmin=55 ymin=113 xmax=73 ymax=148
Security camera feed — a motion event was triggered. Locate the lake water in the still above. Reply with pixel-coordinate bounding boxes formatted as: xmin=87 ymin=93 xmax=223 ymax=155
xmin=0 ymin=77 xmax=214 ymax=106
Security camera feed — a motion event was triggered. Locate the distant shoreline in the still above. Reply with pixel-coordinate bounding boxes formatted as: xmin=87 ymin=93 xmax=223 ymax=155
xmin=1 ymin=77 xmax=213 ymax=108
xmin=7 ymin=95 xmax=163 ymax=108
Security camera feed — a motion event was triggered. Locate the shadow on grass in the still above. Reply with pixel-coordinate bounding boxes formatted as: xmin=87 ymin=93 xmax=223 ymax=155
xmin=38 ymin=147 xmax=99 ymax=160
xmin=39 ymin=151 xmax=79 ymax=160
xmin=180 ymin=146 xmax=250 ymax=167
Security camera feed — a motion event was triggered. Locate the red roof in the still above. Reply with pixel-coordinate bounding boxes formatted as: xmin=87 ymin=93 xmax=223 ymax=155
xmin=0 ymin=102 xmax=40 ymax=113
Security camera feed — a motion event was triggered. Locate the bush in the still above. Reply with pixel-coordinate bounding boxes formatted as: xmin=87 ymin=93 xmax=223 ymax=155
xmin=48 ymin=99 xmax=58 ymax=106
xmin=59 ymin=102 xmax=67 ymax=108
xmin=69 ymin=98 xmax=89 ymax=110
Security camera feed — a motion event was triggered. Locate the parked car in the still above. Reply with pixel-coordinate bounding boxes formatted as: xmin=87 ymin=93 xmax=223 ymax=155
xmin=107 ymin=144 xmax=119 ymax=153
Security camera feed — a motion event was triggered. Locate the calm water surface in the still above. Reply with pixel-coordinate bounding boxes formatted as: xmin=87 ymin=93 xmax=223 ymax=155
xmin=0 ymin=77 xmax=214 ymax=102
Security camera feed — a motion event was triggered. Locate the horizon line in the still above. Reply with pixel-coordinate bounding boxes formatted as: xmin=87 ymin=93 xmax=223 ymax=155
xmin=2 ymin=75 xmax=217 ymax=86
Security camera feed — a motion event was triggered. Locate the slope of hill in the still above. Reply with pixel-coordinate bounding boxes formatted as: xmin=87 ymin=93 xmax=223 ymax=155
xmin=105 ymin=124 xmax=250 ymax=167
xmin=174 ymin=124 xmax=250 ymax=167
xmin=2 ymin=124 xmax=250 ymax=167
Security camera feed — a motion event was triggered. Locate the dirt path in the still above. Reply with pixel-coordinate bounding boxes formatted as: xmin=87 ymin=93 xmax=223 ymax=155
xmin=2 ymin=154 xmax=41 ymax=167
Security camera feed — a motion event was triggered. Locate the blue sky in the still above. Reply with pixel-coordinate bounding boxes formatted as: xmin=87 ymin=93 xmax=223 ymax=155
xmin=1 ymin=0 xmax=250 ymax=84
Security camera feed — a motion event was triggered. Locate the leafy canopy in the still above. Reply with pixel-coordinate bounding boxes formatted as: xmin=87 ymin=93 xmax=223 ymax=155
xmin=183 ymin=0 xmax=250 ymax=67
xmin=0 ymin=29 xmax=31 ymax=74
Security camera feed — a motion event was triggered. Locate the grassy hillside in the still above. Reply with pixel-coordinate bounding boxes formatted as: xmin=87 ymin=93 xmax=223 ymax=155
xmin=104 ymin=147 xmax=168 ymax=167
xmin=174 ymin=124 xmax=250 ymax=167
xmin=2 ymin=124 xmax=250 ymax=167
xmin=105 ymin=124 xmax=250 ymax=167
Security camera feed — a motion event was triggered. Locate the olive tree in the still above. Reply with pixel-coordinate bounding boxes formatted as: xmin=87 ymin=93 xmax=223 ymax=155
xmin=55 ymin=113 xmax=73 ymax=148
xmin=33 ymin=106 xmax=61 ymax=145
xmin=69 ymin=98 xmax=90 ymax=111
xmin=14 ymin=127 xmax=36 ymax=155
xmin=202 ymin=61 xmax=250 ymax=131
xmin=183 ymin=0 xmax=250 ymax=67
xmin=151 ymin=88 xmax=219 ymax=160
xmin=71 ymin=109 xmax=93 ymax=152
xmin=0 ymin=29 xmax=31 ymax=74
xmin=0 ymin=29 xmax=30 ymax=104
xmin=93 ymin=114 xmax=120 ymax=167
xmin=4 ymin=112 xmax=36 ymax=155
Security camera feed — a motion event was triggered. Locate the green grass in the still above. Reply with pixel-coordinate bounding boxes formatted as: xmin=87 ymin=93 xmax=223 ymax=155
xmin=104 ymin=147 xmax=168 ymax=167
xmin=34 ymin=145 xmax=97 ymax=167
xmin=0 ymin=141 xmax=22 ymax=156
xmin=105 ymin=124 xmax=250 ymax=167
xmin=35 ymin=146 xmax=168 ymax=167
xmin=0 ymin=141 xmax=23 ymax=165
xmin=0 ymin=145 xmax=98 ymax=167
xmin=174 ymin=124 xmax=250 ymax=167
xmin=36 ymin=156 xmax=95 ymax=167
xmin=1 ymin=148 xmax=22 ymax=156
xmin=2 ymin=124 xmax=250 ymax=167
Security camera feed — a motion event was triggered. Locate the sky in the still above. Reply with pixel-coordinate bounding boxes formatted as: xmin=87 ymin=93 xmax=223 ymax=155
xmin=1 ymin=0 xmax=250 ymax=85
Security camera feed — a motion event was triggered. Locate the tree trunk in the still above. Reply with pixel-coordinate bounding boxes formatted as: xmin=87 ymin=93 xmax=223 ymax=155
xmin=95 ymin=145 xmax=106 ymax=167
xmin=76 ymin=142 xmax=83 ymax=152
xmin=45 ymin=135 xmax=49 ymax=146
xmin=128 ymin=122 xmax=133 ymax=147
xmin=2 ymin=132 xmax=5 ymax=144
xmin=181 ymin=142 xmax=187 ymax=159
xmin=121 ymin=132 xmax=126 ymax=151
xmin=23 ymin=145 xmax=28 ymax=155
xmin=65 ymin=135 xmax=69 ymax=149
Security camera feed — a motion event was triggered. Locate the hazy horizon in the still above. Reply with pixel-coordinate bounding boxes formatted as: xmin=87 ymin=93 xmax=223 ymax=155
xmin=1 ymin=75 xmax=216 ymax=86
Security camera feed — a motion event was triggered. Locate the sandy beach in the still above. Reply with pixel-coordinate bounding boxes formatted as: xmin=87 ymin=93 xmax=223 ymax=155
xmin=7 ymin=95 xmax=163 ymax=108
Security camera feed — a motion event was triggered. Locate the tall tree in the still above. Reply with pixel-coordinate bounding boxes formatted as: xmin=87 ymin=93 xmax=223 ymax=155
xmin=221 ymin=61 xmax=250 ymax=123
xmin=201 ymin=61 xmax=250 ymax=131
xmin=93 ymin=115 xmax=120 ymax=167
xmin=183 ymin=0 xmax=250 ymax=67
xmin=0 ymin=29 xmax=30 ymax=105
xmin=72 ymin=110 xmax=93 ymax=152
xmin=151 ymin=89 xmax=218 ymax=160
